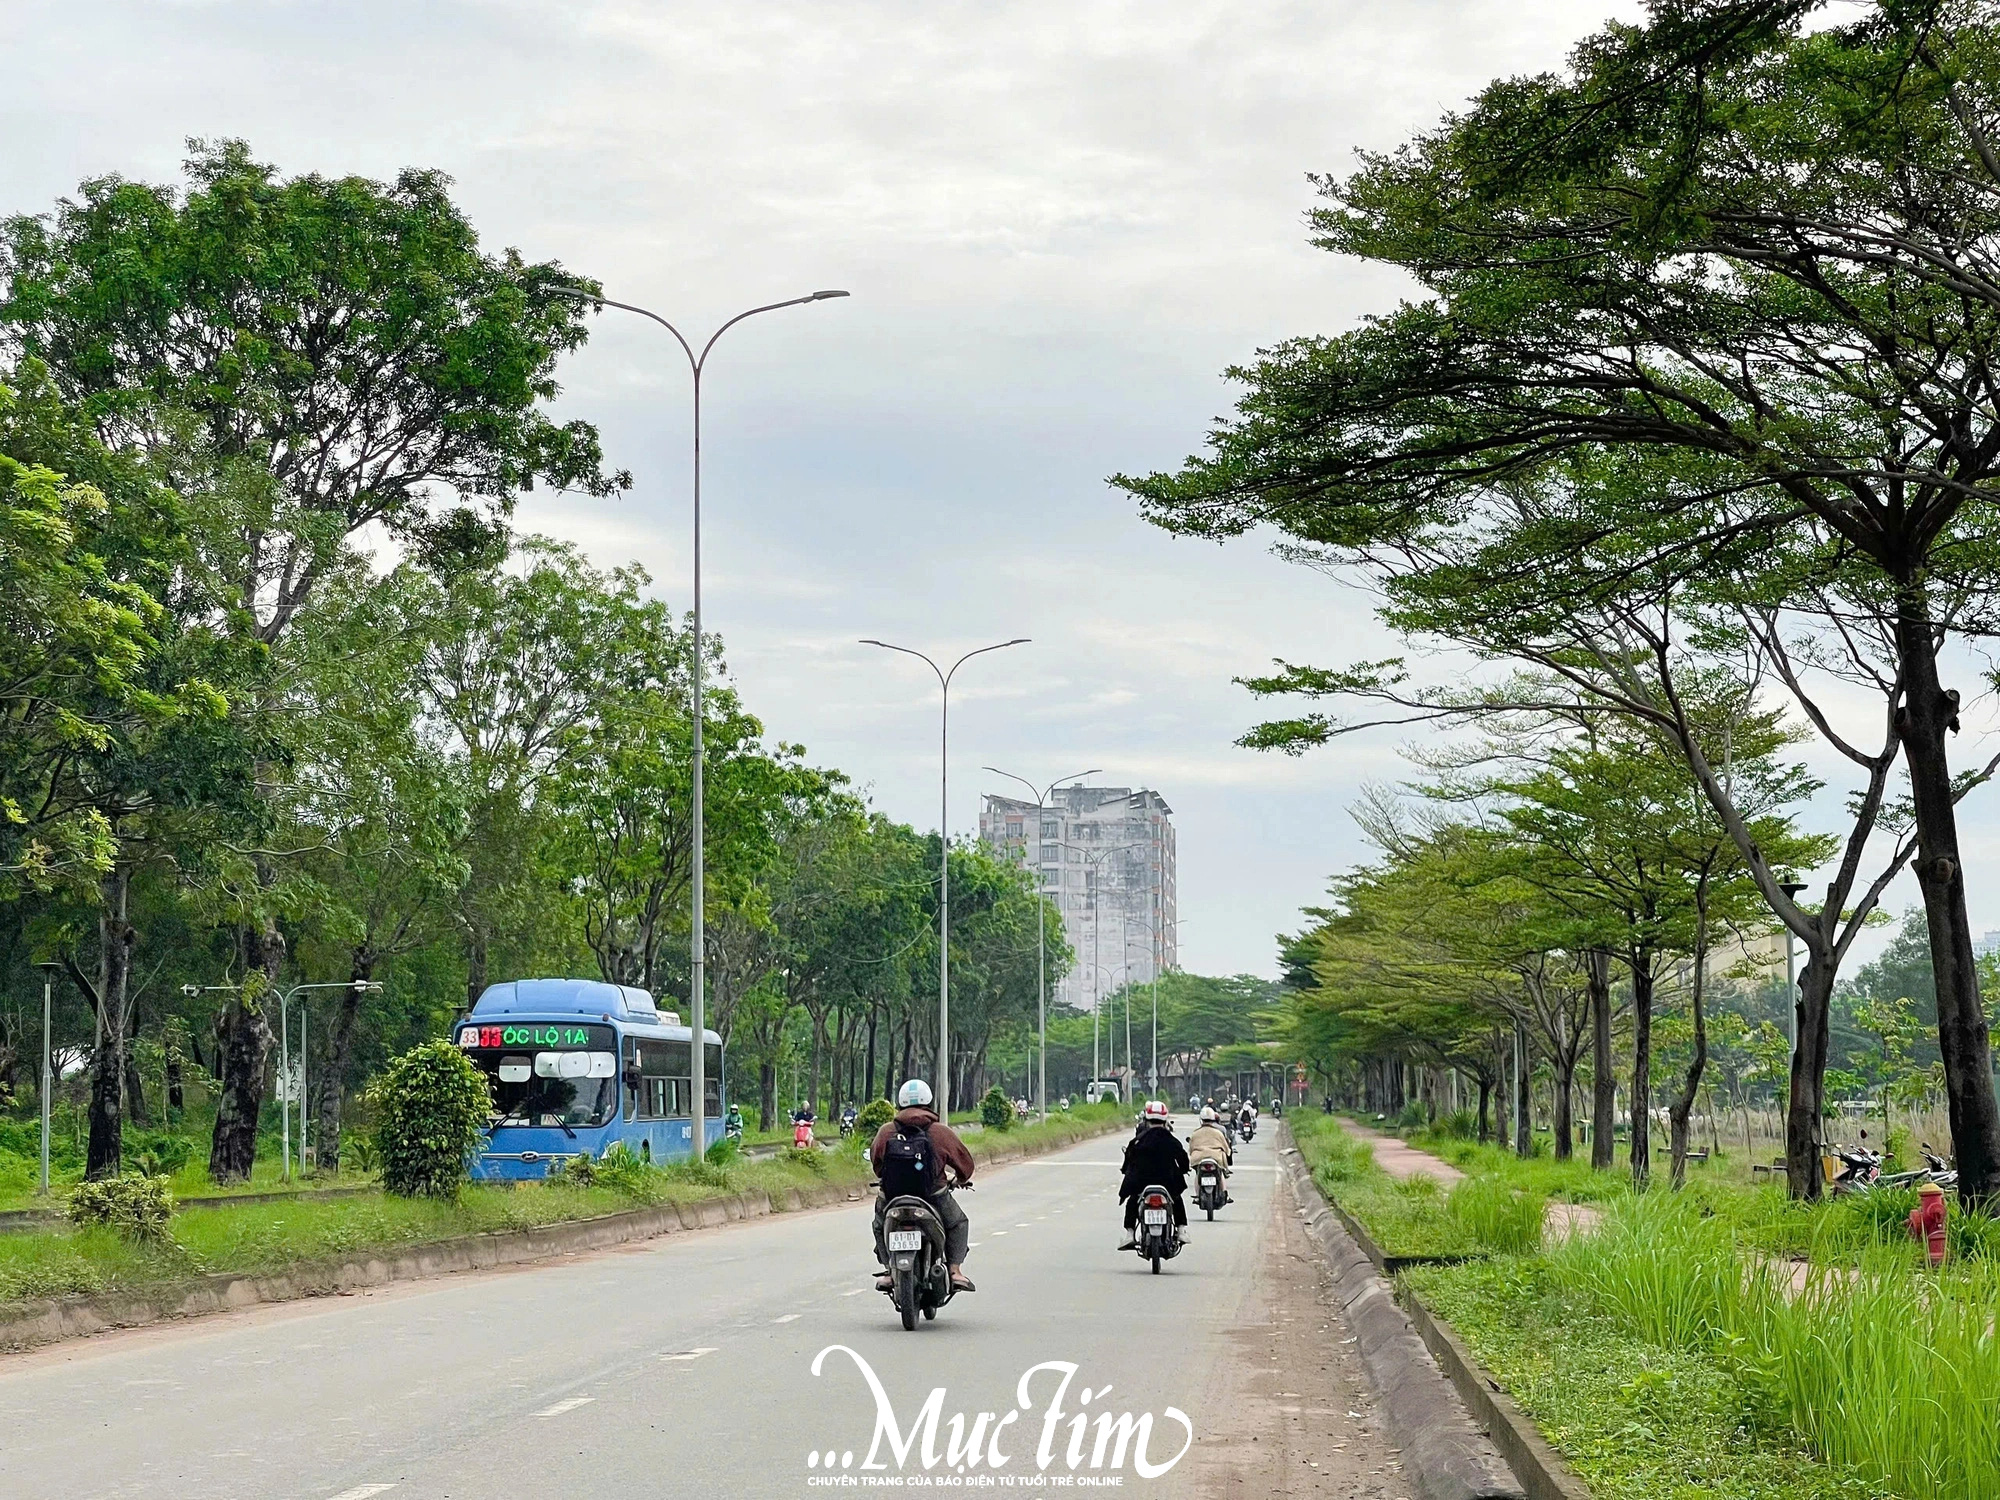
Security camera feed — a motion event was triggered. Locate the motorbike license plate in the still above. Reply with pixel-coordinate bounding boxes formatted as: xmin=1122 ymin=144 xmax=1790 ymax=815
xmin=1143 ymin=1209 xmax=1168 ymax=1225
xmin=888 ymin=1230 xmax=923 ymax=1251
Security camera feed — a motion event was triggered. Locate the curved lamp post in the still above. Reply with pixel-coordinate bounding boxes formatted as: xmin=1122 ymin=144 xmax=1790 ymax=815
xmin=550 ymin=283 xmax=848 ymax=1162
xmin=862 ymin=638 xmax=1028 ymax=1119
xmin=983 ymin=766 xmax=1099 ymax=1120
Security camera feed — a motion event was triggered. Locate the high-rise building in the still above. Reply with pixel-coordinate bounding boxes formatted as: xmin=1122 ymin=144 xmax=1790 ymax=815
xmin=979 ymin=784 xmax=1177 ymax=1013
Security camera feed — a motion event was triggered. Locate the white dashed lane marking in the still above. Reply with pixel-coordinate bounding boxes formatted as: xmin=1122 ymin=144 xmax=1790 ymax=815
xmin=773 ymin=1314 xmax=801 ymax=1323
xmin=660 ymin=1348 xmax=717 ymax=1362
xmin=533 ymin=1398 xmax=595 ymax=1418
xmin=328 ymin=1486 xmax=398 ymax=1499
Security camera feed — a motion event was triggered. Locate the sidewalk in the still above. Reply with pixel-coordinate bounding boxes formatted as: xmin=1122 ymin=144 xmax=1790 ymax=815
xmin=1335 ymin=1117 xmax=1464 ymax=1185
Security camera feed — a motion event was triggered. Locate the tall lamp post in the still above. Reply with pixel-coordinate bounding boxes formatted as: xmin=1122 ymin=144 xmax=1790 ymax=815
xmin=551 ymin=283 xmax=849 ymax=1164
xmin=32 ymin=962 xmax=60 ymax=1194
xmin=183 ymin=979 xmax=381 ymax=1179
xmin=862 ymin=637 xmax=1029 ymax=1119
xmin=983 ymin=767 xmax=1101 ymax=1120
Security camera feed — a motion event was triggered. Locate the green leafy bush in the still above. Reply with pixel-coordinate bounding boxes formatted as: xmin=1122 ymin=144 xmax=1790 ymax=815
xmin=855 ymin=1097 xmax=895 ymax=1138
xmin=344 ymin=1134 xmax=382 ymax=1177
xmin=125 ymin=1131 xmax=195 ymax=1179
xmin=66 ymin=1174 xmax=173 ymax=1243
xmin=595 ymin=1143 xmax=654 ymax=1195
xmin=980 ymin=1086 xmax=1015 ymax=1131
xmin=371 ymin=1040 xmax=491 ymax=1200
xmin=1435 ymin=1109 xmax=1477 ymax=1140
xmin=784 ymin=1144 xmax=828 ymax=1174
xmin=547 ymin=1152 xmax=599 ymax=1188
xmin=1395 ymin=1100 xmax=1429 ymax=1131
xmin=704 ymin=1136 xmax=742 ymax=1167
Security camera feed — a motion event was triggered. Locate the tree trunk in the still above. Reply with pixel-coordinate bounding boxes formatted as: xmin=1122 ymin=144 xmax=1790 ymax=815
xmin=1476 ymin=1074 xmax=1492 ymax=1142
xmin=464 ymin=927 xmax=488 ymax=1013
xmin=864 ymin=1007 xmax=879 ymax=1102
xmin=1893 ymin=605 xmax=2000 ymax=1208
xmin=316 ymin=950 xmax=375 ymax=1173
xmin=85 ymin=867 xmax=134 ymax=1180
xmin=1588 ymin=948 xmax=1616 ymax=1171
xmin=1552 ymin=1055 xmax=1575 ymax=1161
xmin=757 ymin=1059 xmax=777 ymax=1133
xmin=122 ymin=993 xmax=150 ymax=1128
xmin=1670 ymin=881 xmax=1712 ymax=1191
xmin=209 ymin=921 xmax=282 ymax=1183
xmin=1629 ymin=951 xmax=1654 ymax=1189
xmin=1786 ymin=946 xmax=1836 ymax=1203
xmin=1514 ymin=1021 xmax=1532 ymax=1157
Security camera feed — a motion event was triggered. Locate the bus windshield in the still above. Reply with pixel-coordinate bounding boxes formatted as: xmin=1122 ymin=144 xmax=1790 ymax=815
xmin=456 ymin=1022 xmax=619 ymax=1130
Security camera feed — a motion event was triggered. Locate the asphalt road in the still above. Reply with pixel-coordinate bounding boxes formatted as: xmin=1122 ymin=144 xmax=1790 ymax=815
xmin=0 ymin=1120 xmax=1407 ymax=1499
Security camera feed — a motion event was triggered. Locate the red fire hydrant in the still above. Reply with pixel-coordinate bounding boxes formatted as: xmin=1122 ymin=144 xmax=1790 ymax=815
xmin=1908 ymin=1180 xmax=1949 ymax=1267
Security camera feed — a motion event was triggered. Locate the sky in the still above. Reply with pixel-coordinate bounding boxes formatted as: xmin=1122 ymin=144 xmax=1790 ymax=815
xmin=11 ymin=0 xmax=1976 ymax=979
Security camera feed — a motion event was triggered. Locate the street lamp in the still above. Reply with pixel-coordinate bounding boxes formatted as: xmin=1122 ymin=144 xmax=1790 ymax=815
xmin=182 ymin=979 xmax=382 ymax=1179
xmin=32 ymin=962 xmax=60 ymax=1194
xmin=1088 ymin=963 xmax=1132 ymax=1091
xmin=862 ymin=638 xmax=1029 ymax=1119
xmin=552 ymin=282 xmax=848 ymax=1165
xmin=984 ymin=766 xmax=1101 ymax=1121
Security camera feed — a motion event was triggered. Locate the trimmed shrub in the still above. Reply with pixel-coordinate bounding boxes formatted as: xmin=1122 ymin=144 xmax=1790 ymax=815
xmin=784 ymin=1144 xmax=828 ymax=1174
xmin=854 ymin=1097 xmax=895 ymax=1138
xmin=67 ymin=1174 xmax=174 ymax=1243
xmin=372 ymin=1040 xmax=491 ymax=1200
xmin=980 ymin=1086 xmax=1015 ymax=1131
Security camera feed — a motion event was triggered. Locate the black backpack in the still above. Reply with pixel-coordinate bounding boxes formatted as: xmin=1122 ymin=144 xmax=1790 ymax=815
xmin=878 ymin=1122 xmax=934 ymax=1199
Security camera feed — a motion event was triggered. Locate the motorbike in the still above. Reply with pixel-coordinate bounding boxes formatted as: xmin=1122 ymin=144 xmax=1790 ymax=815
xmin=724 ymin=1107 xmax=745 ymax=1142
xmin=1239 ymin=1116 xmax=1257 ymax=1144
xmin=1872 ymin=1142 xmax=1957 ymax=1193
xmin=838 ymin=1107 xmax=859 ymax=1139
xmin=880 ymin=1176 xmax=967 ymax=1330
xmin=1827 ymin=1140 xmax=1884 ymax=1194
xmin=1131 ymin=1184 xmax=1184 ymax=1273
xmin=793 ymin=1118 xmax=816 ymax=1148
xmin=1192 ymin=1157 xmax=1229 ymax=1220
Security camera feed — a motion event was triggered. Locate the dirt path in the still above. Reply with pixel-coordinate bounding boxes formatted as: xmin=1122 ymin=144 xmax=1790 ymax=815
xmin=1336 ymin=1118 xmax=1465 ymax=1185
xmin=1184 ymin=1164 xmax=1414 ymax=1499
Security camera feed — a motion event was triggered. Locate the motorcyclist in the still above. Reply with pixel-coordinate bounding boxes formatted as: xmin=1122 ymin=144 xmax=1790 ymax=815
xmin=870 ymin=1079 xmax=977 ymax=1295
xmin=724 ymin=1103 xmax=745 ymax=1138
xmin=1238 ymin=1099 xmax=1257 ymax=1135
xmin=839 ymin=1101 xmax=859 ymax=1135
xmin=1117 ymin=1100 xmax=1190 ymax=1249
xmin=1187 ymin=1106 xmax=1233 ymax=1181
xmin=791 ymin=1099 xmax=816 ymax=1126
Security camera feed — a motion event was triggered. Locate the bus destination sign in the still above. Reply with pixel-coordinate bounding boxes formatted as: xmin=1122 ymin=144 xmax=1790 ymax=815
xmin=458 ymin=1024 xmax=600 ymax=1050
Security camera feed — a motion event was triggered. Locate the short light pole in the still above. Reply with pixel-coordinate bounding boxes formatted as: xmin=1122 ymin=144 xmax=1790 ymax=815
xmin=33 ymin=962 xmax=60 ymax=1194
xmin=553 ymin=282 xmax=849 ymax=1166
xmin=1089 ymin=964 xmax=1131 ymax=1095
xmin=984 ymin=766 xmax=1101 ymax=1121
xmin=862 ymin=638 xmax=1029 ymax=1119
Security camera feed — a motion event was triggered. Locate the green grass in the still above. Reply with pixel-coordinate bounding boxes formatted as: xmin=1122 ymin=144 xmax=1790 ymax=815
xmin=0 ymin=1150 xmax=871 ymax=1309
xmin=1406 ymin=1256 xmax=1891 ymax=1500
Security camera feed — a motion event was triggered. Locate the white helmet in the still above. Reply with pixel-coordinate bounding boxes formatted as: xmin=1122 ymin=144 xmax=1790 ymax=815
xmin=1142 ymin=1099 xmax=1171 ymax=1125
xmin=1199 ymin=1106 xmax=1218 ymax=1123
xmin=896 ymin=1079 xmax=934 ymax=1109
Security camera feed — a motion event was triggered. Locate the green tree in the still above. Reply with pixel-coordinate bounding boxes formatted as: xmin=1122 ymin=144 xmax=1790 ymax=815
xmin=2 ymin=141 xmax=625 ymax=1179
xmin=1119 ymin=2 xmax=2000 ymax=1200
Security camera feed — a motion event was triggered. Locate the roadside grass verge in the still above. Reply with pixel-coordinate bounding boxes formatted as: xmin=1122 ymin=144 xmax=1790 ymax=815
xmin=1289 ymin=1113 xmax=1547 ymax=1258
xmin=0 ymin=1100 xmax=1126 ymax=1313
xmin=0 ymin=1150 xmax=869 ymax=1309
xmin=1405 ymin=1255 xmax=1889 ymax=1500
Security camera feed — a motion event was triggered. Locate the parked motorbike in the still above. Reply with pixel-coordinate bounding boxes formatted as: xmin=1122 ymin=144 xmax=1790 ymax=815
xmin=1827 ymin=1139 xmax=1884 ymax=1194
xmin=1131 ymin=1184 xmax=1184 ymax=1273
xmin=1192 ymin=1157 xmax=1229 ymax=1220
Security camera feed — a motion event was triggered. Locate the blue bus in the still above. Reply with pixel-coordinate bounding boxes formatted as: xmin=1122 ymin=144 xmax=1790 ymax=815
xmin=453 ymin=978 xmax=725 ymax=1180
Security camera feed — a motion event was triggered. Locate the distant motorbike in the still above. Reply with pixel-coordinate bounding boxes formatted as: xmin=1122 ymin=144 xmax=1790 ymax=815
xmin=1192 ymin=1157 xmax=1229 ymax=1221
xmin=1131 ymin=1184 xmax=1184 ymax=1273
xmin=724 ymin=1106 xmax=745 ymax=1142
xmin=1239 ymin=1116 xmax=1257 ymax=1144
xmin=838 ymin=1106 xmax=859 ymax=1139
xmin=880 ymin=1175 xmax=967 ymax=1330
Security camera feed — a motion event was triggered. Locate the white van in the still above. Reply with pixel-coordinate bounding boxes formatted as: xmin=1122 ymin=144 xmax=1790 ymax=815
xmin=1084 ymin=1078 xmax=1123 ymax=1105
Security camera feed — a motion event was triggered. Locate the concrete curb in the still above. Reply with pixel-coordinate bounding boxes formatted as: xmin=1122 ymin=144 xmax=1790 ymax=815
xmin=1278 ymin=1127 xmax=1525 ymax=1500
xmin=0 ymin=1114 xmax=1127 ymax=1357
xmin=1398 ymin=1288 xmax=1594 ymax=1500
